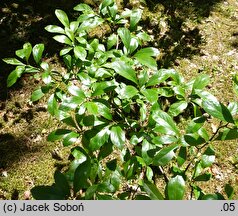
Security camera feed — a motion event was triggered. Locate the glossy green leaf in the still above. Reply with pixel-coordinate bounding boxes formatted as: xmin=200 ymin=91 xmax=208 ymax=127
xmin=157 ymin=87 xmax=174 ymax=97
xmin=110 ymin=126 xmax=125 ymax=149
xmin=116 ymin=85 xmax=138 ymax=99
xmin=173 ymin=85 xmax=186 ymax=99
xmin=100 ymin=0 xmax=114 ymax=9
xmin=89 ymin=127 xmax=109 ymax=150
xmin=95 ymin=102 xmax=112 ymax=120
xmin=136 ymin=47 xmax=159 ymax=57
xmin=197 ymin=90 xmax=234 ymax=123
xmin=141 ymin=89 xmax=158 ymax=103
xmin=201 ymin=155 xmax=215 ymax=168
xmin=192 ymin=185 xmax=204 ymax=200
xmin=74 ymin=160 xmax=91 ymax=192
xmin=194 ymin=173 xmax=211 ymax=181
xmin=130 ymin=134 xmax=143 ymax=145
xmin=192 ymin=74 xmax=210 ymax=93
xmin=42 ymin=71 xmax=51 ymax=85
xmin=55 ymin=9 xmax=69 ymax=27
xmin=201 ymin=194 xmax=219 ymax=200
xmin=15 ymin=50 xmax=26 ymax=60
xmin=62 ymin=131 xmax=79 ymax=146
xmin=66 ymin=156 xmax=87 ymax=183
xmin=152 ymin=110 xmax=180 ymax=136
xmin=65 ymin=27 xmax=74 ymax=42
xmin=152 ymin=135 xmax=177 ymax=145
xmin=3 ymin=58 xmax=25 ymax=66
xmin=85 ymin=185 xmax=98 ymax=200
xmin=142 ymin=180 xmax=164 ymax=200
xmin=74 ymin=46 xmax=87 ymax=60
xmin=203 ymin=100 xmax=234 ymax=123
xmin=77 ymin=14 xmax=95 ymax=23
xmin=96 ymin=194 xmax=114 ymax=200
xmin=135 ymin=195 xmax=151 ymax=200
xmin=60 ymin=96 xmax=85 ymax=111
xmin=146 ymin=69 xmax=181 ymax=87
xmin=198 ymin=127 xmax=209 ymax=141
xmin=228 ymin=102 xmax=238 ymax=116
xmin=107 ymin=33 xmax=117 ymax=50
xmin=107 ymin=4 xmax=118 ymax=20
xmin=168 ymin=101 xmax=188 ymax=117
xmin=78 ymin=17 xmax=104 ymax=30
xmin=225 ymin=184 xmax=234 ymax=200
xmin=15 ymin=43 xmax=32 ymax=62
xmin=137 ymin=31 xmax=151 ymax=42
xmin=233 ymin=74 xmax=238 ymax=95
xmin=192 ymin=102 xmax=203 ymax=117
xmin=146 ymin=166 xmax=153 ymax=182
xmin=184 ymin=133 xmax=206 ymax=146
xmin=193 ymin=162 xmax=202 ymax=178
xmin=31 ymin=186 xmax=66 ymax=200
xmin=167 ymin=175 xmax=185 ymax=200
xmin=98 ymin=141 xmax=113 ymax=160
xmin=141 ymin=139 xmax=154 ymax=165
xmin=112 ymin=61 xmax=138 ymax=84
xmin=129 ymin=37 xmax=139 ymax=54
xmin=48 ymin=94 xmax=58 ymax=116
xmin=89 ymin=161 xmax=100 ymax=184
xmin=204 ymin=146 xmax=216 ymax=155
xmin=31 ymin=44 xmax=44 ymax=64
xmin=138 ymin=70 xmax=149 ymax=87
xmin=186 ymin=117 xmax=206 ymax=133
xmin=23 ymin=42 xmax=32 ymax=62
xmin=153 ymin=143 xmax=179 ymax=166
xmin=31 ymin=88 xmax=44 ymax=102
xmin=54 ymin=170 xmax=70 ymax=197
xmin=74 ymin=3 xmax=93 ymax=12
xmin=45 ymin=25 xmax=65 ymax=34
xmin=130 ymin=8 xmax=143 ymax=31
xmin=85 ymin=102 xmax=98 ymax=115
xmin=117 ymin=28 xmax=131 ymax=52
xmin=70 ymin=21 xmax=80 ymax=33
xmin=95 ymin=68 xmax=112 ymax=78
xmin=71 ymin=147 xmax=88 ymax=162
xmin=134 ymin=47 xmax=159 ymax=70
xmin=82 ymin=115 xmax=94 ymax=126
xmin=92 ymin=82 xmax=111 ymax=96
xmin=139 ymin=102 xmax=147 ymax=121
xmin=47 ymin=129 xmax=72 ymax=142
xmin=40 ymin=62 xmax=50 ymax=71
xmin=53 ymin=35 xmax=72 ymax=46
xmin=7 ymin=66 xmax=25 ymax=87
xmin=136 ymin=156 xmax=146 ymax=167
xmin=123 ymin=157 xmax=139 ymax=179
xmin=68 ymin=85 xmax=86 ymax=98
xmin=62 ymin=116 xmax=77 ymax=128
xmin=216 ymin=128 xmax=238 ymax=141
xmin=56 ymin=110 xmax=71 ymax=121
xmin=177 ymin=147 xmax=187 ymax=167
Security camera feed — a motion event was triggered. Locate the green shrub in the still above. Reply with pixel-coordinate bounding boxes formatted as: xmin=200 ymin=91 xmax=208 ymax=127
xmin=3 ymin=0 xmax=238 ymax=200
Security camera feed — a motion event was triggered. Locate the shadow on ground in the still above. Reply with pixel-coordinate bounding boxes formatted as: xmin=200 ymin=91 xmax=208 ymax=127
xmin=143 ymin=0 xmax=223 ymax=67
xmin=0 ymin=133 xmax=43 ymax=169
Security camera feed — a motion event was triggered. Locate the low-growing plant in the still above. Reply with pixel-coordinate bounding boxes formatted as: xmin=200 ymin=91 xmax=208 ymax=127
xmin=3 ymin=0 xmax=238 ymax=200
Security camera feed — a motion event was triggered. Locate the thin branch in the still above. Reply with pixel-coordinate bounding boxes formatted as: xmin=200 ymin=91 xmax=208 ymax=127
xmin=158 ymin=166 xmax=169 ymax=183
